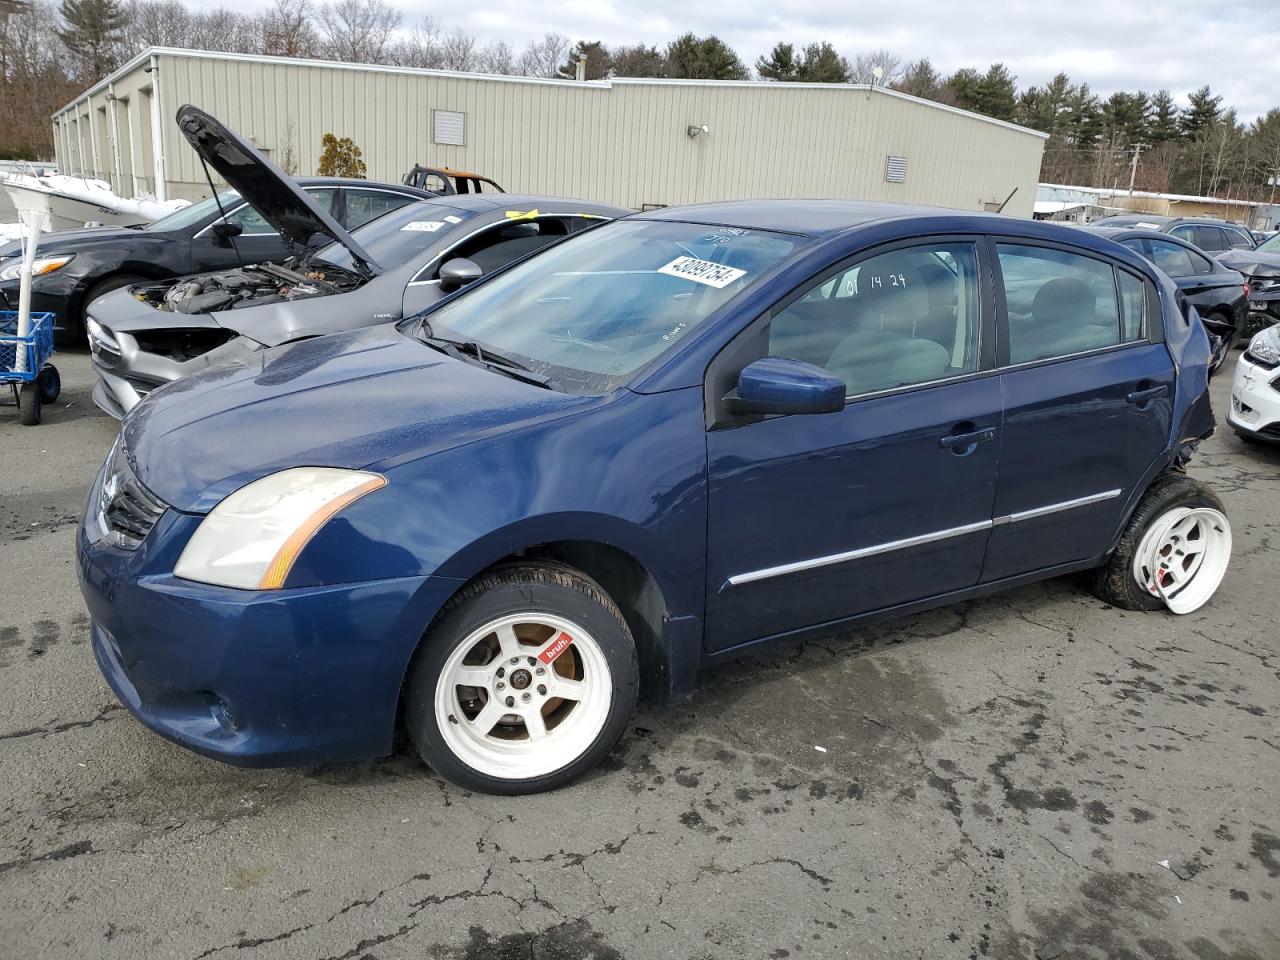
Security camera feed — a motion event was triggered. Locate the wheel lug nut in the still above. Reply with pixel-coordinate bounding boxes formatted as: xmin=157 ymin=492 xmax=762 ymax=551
xmin=505 ymin=696 xmax=515 ymax=707
xmin=527 ymin=656 xmax=536 ymax=665
xmin=496 ymin=667 xmax=505 ymax=678
xmin=535 ymin=667 xmax=545 ymax=676
xmin=510 ymin=657 xmax=519 ymax=665
xmin=496 ymin=681 xmax=506 ymax=690
xmin=521 ymin=692 xmax=532 ymax=702
xmin=537 ymin=684 xmax=546 ymax=695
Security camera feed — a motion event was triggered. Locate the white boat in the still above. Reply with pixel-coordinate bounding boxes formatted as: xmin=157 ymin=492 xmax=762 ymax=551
xmin=0 ymin=173 xmax=188 ymax=232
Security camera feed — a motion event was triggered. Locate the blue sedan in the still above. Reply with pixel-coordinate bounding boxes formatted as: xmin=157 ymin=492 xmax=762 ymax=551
xmin=78 ymin=200 xmax=1230 ymax=793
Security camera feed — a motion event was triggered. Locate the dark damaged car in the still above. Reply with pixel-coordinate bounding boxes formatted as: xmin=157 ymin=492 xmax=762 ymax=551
xmin=79 ymin=201 xmax=1230 ymax=795
xmin=85 ymin=106 xmax=627 ymax=418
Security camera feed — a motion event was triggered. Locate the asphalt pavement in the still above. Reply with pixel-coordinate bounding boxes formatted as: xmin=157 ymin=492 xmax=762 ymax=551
xmin=1 ymin=348 xmax=1277 ymax=960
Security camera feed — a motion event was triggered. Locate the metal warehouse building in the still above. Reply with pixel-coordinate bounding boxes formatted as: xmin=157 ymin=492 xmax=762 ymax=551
xmin=50 ymin=48 xmax=1047 ymax=217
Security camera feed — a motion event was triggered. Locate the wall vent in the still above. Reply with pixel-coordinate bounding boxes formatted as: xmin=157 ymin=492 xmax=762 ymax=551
xmin=433 ymin=110 xmax=465 ymax=146
xmin=885 ymin=155 xmax=908 ymax=183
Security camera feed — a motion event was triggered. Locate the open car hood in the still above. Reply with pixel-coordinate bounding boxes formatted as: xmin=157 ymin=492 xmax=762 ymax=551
xmin=175 ymin=105 xmax=381 ymax=276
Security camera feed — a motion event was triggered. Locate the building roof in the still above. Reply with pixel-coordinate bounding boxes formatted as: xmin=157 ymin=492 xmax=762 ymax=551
xmin=53 ymin=47 xmax=1048 ymax=141
xmin=1039 ymin=182 xmax=1263 ymax=209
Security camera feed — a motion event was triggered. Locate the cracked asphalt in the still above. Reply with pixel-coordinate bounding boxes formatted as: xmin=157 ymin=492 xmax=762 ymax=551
xmin=1 ymin=349 xmax=1277 ymax=960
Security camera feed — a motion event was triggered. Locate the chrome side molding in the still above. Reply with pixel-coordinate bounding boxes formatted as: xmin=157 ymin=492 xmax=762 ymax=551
xmin=724 ymin=488 xmax=1123 ymax=588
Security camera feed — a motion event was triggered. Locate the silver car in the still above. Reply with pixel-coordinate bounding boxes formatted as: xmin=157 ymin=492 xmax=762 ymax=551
xmin=86 ymin=106 xmax=627 ymax=418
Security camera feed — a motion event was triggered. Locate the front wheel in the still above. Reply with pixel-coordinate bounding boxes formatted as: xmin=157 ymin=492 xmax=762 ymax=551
xmin=1092 ymin=474 xmax=1231 ymax=614
xmin=404 ymin=562 xmax=638 ymax=794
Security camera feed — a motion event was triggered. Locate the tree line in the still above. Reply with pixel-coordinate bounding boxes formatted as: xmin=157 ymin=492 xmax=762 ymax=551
xmin=2 ymin=0 xmax=1277 ymax=206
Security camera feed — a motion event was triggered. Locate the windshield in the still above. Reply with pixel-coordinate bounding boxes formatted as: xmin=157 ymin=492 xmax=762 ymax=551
xmin=314 ymin=201 xmax=477 ymax=270
xmin=1257 ymin=233 xmax=1280 ymax=254
xmin=422 ymin=218 xmax=805 ymax=393
xmin=144 ymin=191 xmax=240 ymax=231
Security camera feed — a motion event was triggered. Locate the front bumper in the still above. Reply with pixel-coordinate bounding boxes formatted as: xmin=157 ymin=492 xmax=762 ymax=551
xmin=1226 ymin=352 xmax=1280 ymax=442
xmin=1245 ymin=282 xmax=1280 ymax=326
xmin=0 ymin=278 xmax=75 ymax=339
xmin=77 ymin=504 xmax=456 ymax=767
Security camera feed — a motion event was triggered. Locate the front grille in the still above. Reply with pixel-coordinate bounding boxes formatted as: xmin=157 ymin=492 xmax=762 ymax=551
xmin=98 ymin=440 xmax=166 ymax=549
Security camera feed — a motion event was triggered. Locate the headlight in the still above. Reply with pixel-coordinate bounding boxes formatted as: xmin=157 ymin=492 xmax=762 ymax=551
xmin=174 ymin=468 xmax=387 ymax=590
xmin=1247 ymin=328 xmax=1280 ymax=365
xmin=0 ymin=254 xmax=75 ymax=282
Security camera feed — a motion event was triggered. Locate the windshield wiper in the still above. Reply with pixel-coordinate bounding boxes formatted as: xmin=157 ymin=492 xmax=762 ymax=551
xmin=417 ymin=320 xmax=559 ymax=390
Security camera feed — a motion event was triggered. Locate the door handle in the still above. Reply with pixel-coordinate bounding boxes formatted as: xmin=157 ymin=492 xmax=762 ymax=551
xmin=939 ymin=426 xmax=996 ymax=450
xmin=1126 ymin=384 xmax=1168 ymax=406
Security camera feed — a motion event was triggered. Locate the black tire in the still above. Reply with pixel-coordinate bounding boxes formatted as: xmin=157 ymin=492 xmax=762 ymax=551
xmin=77 ymin=273 xmax=147 ymax=339
xmin=18 ymin=381 xmax=41 ymax=425
xmin=37 ymin=364 xmax=60 ymax=404
xmin=1091 ymin=473 xmax=1227 ymax=611
xmin=404 ymin=561 xmax=639 ymax=794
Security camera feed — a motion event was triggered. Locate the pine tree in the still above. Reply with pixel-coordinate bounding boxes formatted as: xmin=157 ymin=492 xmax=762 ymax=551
xmin=57 ymin=0 xmax=127 ymax=79
xmin=1148 ymin=90 xmax=1180 ymax=144
xmin=796 ymin=42 xmax=849 ymax=83
xmin=756 ymin=42 xmax=800 ymax=81
xmin=560 ymin=40 xmax=609 ymax=80
xmin=977 ymin=63 xmax=1017 ymax=121
xmin=1180 ymin=85 xmax=1221 ymax=141
xmin=664 ymin=33 xmax=747 ymax=80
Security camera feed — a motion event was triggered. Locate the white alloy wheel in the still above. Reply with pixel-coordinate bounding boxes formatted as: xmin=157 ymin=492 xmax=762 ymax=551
xmin=1131 ymin=506 xmax=1231 ymax=614
xmin=433 ymin=612 xmax=613 ymax=780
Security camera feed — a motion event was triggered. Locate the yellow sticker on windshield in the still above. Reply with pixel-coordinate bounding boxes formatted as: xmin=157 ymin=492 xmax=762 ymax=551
xmin=505 ymin=209 xmax=539 ymax=221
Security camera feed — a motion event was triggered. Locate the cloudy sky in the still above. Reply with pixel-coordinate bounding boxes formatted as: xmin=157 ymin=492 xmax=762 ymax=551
xmin=204 ymin=0 xmax=1280 ymax=121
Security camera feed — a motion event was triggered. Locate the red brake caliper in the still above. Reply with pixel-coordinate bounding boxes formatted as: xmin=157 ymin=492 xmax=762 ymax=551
xmin=538 ymin=631 xmax=573 ymax=665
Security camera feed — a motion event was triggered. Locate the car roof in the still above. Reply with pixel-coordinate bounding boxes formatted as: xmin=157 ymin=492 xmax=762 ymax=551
xmin=635 ymin=199 xmax=1021 ymax=237
xmin=402 ymin=193 xmax=629 ymax=215
xmin=294 ymin=176 xmax=433 ymax=195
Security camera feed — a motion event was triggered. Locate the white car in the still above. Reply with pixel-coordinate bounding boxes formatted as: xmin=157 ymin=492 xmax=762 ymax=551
xmin=1228 ymin=325 xmax=1280 ymax=443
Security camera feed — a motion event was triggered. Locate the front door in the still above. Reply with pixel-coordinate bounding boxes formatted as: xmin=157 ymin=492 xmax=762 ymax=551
xmin=982 ymin=241 xmax=1175 ymax=582
xmin=704 ymin=240 xmax=1001 ymax=653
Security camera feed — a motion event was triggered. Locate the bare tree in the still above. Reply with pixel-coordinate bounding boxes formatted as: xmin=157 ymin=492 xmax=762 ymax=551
xmin=262 ymin=0 xmax=317 ymax=57
xmin=476 ymin=40 xmax=516 ymax=75
xmin=317 ymin=0 xmax=399 ymax=63
xmin=436 ymin=29 xmax=476 ymax=70
xmin=518 ymin=31 xmax=569 ymax=78
xmin=849 ymin=48 xmax=901 ymax=86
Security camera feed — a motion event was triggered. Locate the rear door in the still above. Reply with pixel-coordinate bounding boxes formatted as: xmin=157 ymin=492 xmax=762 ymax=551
xmin=703 ymin=238 xmax=1001 ymax=652
xmin=982 ymin=241 xmax=1173 ymax=582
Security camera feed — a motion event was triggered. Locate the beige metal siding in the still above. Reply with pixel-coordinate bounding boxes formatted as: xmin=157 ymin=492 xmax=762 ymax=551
xmin=54 ymin=51 xmax=1045 ymax=218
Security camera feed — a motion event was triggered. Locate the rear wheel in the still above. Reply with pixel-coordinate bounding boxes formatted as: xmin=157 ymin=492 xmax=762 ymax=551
xmin=37 ymin=364 xmax=60 ymax=404
xmin=1092 ymin=474 xmax=1230 ymax=614
xmin=404 ymin=561 xmax=638 ymax=794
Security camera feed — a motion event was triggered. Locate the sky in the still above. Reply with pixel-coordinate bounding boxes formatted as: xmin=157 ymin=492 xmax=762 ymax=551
xmin=202 ymin=0 xmax=1280 ymax=122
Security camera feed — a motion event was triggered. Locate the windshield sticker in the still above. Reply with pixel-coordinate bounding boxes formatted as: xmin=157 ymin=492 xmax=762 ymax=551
xmin=401 ymin=221 xmax=446 ymax=232
xmin=443 ymin=215 xmax=463 ymax=224
xmin=1136 ymin=222 xmax=1161 ymax=229
xmin=657 ymin=256 xmax=747 ymax=288
xmin=505 ymin=208 xmax=539 ymax=221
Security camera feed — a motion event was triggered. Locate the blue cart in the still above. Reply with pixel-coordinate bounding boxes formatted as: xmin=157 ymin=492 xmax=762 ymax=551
xmin=1 ymin=311 xmax=60 ymax=426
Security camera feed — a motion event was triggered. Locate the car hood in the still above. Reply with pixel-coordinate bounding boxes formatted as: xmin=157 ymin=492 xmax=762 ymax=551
xmin=0 ymin=224 xmax=149 ymax=260
xmin=1217 ymin=248 xmax=1280 ymax=278
xmin=175 ymin=105 xmax=381 ymax=276
xmin=122 ymin=323 xmax=591 ymax=512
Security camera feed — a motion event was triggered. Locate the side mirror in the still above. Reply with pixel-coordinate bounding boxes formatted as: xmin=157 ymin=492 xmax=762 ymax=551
xmin=211 ymin=221 xmax=243 ymax=242
xmin=438 ymin=257 xmax=483 ymax=292
xmin=725 ymin=357 xmax=846 ymax=416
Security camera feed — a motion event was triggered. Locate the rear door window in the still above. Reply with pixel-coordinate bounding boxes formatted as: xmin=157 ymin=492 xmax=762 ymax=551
xmin=1144 ymin=239 xmax=1199 ymax=278
xmin=1117 ymin=271 xmax=1147 ymax=342
xmin=343 ymin=189 xmax=416 ymax=230
xmin=996 ymin=244 xmax=1122 ymax=364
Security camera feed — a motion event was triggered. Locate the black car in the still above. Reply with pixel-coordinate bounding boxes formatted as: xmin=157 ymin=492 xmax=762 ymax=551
xmin=1086 ymin=226 xmax=1247 ymax=368
xmin=1092 ymin=214 xmax=1280 ymax=330
xmin=0 ymin=177 xmax=436 ymax=341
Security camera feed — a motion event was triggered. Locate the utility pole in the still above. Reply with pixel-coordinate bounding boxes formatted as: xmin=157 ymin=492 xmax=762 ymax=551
xmin=1127 ymin=142 xmax=1146 ymax=196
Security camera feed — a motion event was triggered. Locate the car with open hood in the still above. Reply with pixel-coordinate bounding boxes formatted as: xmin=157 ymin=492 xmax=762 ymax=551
xmin=0 ymin=116 xmax=434 ymax=343
xmin=1084 ymin=225 xmax=1247 ymax=369
xmin=78 ymin=200 xmax=1229 ymax=795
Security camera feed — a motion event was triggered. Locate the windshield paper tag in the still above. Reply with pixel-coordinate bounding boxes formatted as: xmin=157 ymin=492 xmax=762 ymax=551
xmin=402 ymin=221 xmax=445 ymax=232
xmin=443 ymin=215 xmax=463 ymax=224
xmin=658 ymin=256 xmax=747 ymax=288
